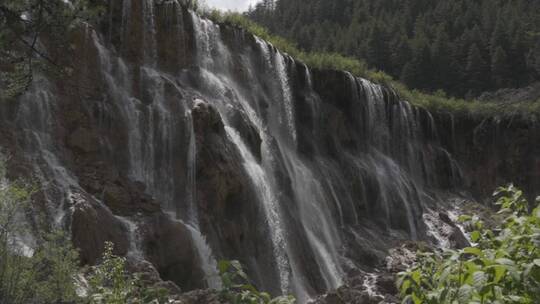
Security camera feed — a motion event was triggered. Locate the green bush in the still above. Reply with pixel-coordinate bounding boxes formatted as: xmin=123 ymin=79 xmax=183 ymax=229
xmin=0 ymin=153 xmax=81 ymax=304
xmin=32 ymin=230 xmax=82 ymax=303
xmin=0 ymin=154 xmax=167 ymax=304
xmin=88 ymin=242 xmax=169 ymax=304
xmin=0 ymin=0 xmax=105 ymax=101
xmin=218 ymin=260 xmax=296 ymax=304
xmin=398 ymin=185 xmax=540 ymax=304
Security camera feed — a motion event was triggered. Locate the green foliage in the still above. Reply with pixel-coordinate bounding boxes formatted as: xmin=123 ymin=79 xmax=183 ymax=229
xmin=0 ymin=0 xmax=105 ymax=101
xmin=398 ymin=185 xmax=540 ymax=304
xmin=0 ymin=153 xmax=81 ymax=304
xmin=88 ymin=242 xmax=169 ymax=304
xmin=0 ymin=154 xmax=37 ymax=303
xmin=88 ymin=242 xmax=134 ymax=304
xmin=204 ymin=10 xmax=371 ymax=79
xmin=218 ymin=260 xmax=296 ymax=304
xmin=466 ymin=44 xmax=490 ymax=95
xmin=248 ymin=0 xmax=540 ymax=97
xmin=204 ymin=10 xmax=539 ymax=117
xmin=32 ymin=230 xmax=82 ymax=303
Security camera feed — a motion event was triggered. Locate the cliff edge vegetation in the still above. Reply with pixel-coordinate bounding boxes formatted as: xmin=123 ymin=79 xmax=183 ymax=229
xmin=203 ymin=9 xmax=540 ymax=118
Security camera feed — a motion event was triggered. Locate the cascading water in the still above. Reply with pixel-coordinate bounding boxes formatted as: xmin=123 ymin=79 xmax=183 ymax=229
xmin=274 ymin=52 xmax=297 ymax=146
xmin=116 ymin=216 xmax=143 ymax=258
xmin=15 ymin=76 xmax=79 ymax=227
xmin=184 ymin=222 xmax=222 ymax=289
xmin=185 ymin=109 xmax=198 ymax=225
xmin=91 ymin=3 xmax=223 ymax=289
xmin=3 ymin=1 xmax=469 ymax=302
xmin=225 ymin=126 xmax=292 ymax=294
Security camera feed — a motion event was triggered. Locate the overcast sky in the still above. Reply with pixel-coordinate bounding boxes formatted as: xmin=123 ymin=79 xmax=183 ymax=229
xmin=204 ymin=0 xmax=260 ymax=11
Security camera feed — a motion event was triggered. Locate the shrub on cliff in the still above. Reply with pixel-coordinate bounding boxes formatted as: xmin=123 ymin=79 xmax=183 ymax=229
xmin=398 ymin=185 xmax=540 ymax=304
xmin=0 ymin=154 xmax=81 ymax=303
xmin=0 ymin=154 xmax=168 ymax=304
xmin=88 ymin=242 xmax=169 ymax=304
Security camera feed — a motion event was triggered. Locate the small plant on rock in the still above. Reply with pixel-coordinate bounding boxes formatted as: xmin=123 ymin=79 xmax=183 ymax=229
xmin=88 ymin=242 xmax=169 ymax=304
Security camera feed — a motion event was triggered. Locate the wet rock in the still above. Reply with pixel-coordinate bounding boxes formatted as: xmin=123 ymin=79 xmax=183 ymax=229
xmin=376 ymin=274 xmax=398 ymax=296
xmin=191 ymin=99 xmax=279 ymax=293
xmin=103 ymin=182 xmax=132 ymax=212
xmin=449 ymin=228 xmax=470 ymax=249
xmin=192 ymin=99 xmax=225 ymax=138
xmin=127 ymin=259 xmax=183 ymax=295
xmin=228 ymin=108 xmax=262 ymax=161
xmin=70 ymin=193 xmax=129 ymax=265
xmin=140 ymin=213 xmax=206 ymax=291
xmin=437 ymin=212 xmax=470 ymax=249
xmin=67 ymin=127 xmax=100 ymax=153
xmin=128 ymin=259 xmax=162 ymax=283
xmin=438 ymin=212 xmax=453 ymax=226
xmin=386 ymin=242 xmax=426 ymax=273
xmin=102 ymin=179 xmax=160 ymax=216
xmin=435 ymin=112 xmax=540 ymax=200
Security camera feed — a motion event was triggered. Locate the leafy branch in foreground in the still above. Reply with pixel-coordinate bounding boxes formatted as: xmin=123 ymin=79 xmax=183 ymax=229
xmin=0 ymin=0 xmax=104 ymax=101
xmin=398 ymin=185 xmax=540 ymax=304
xmin=218 ymin=260 xmax=295 ymax=304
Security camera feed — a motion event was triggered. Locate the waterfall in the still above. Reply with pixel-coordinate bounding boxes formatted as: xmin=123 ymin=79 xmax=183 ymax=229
xmin=274 ymin=52 xmax=297 ymax=146
xmin=225 ymin=127 xmax=292 ymax=294
xmin=116 ymin=216 xmax=143 ymax=258
xmin=183 ymin=107 xmax=223 ymax=289
xmin=184 ymin=223 xmax=222 ymax=289
xmin=93 ymin=4 xmax=223 ymax=287
xmin=15 ymin=76 xmax=79 ymax=227
xmin=4 ymin=2 xmax=469 ymax=301
xmin=142 ymin=0 xmax=157 ymax=65
xmin=185 ymin=109 xmax=198 ymax=226
xmin=121 ymin=0 xmax=132 ymax=47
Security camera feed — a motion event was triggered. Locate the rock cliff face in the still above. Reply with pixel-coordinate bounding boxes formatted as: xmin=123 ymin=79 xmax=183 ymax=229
xmin=0 ymin=0 xmax=538 ymax=302
xmin=435 ymin=113 xmax=540 ymax=201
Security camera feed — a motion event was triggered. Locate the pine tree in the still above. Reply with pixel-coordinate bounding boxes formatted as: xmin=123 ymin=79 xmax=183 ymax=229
xmin=491 ymin=46 xmax=510 ymax=88
xmin=489 ymin=20 xmax=508 ymax=55
xmin=248 ymin=0 xmax=540 ymax=97
xmin=401 ymin=41 xmax=432 ymax=90
xmin=466 ymin=44 xmax=490 ymax=94
xmin=390 ymin=36 xmax=411 ymax=76
xmin=431 ymin=30 xmax=452 ymax=90
xmin=529 ymin=40 xmax=540 ymax=76
xmin=507 ymin=29 xmax=529 ymax=86
xmin=365 ymin=24 xmax=390 ymax=71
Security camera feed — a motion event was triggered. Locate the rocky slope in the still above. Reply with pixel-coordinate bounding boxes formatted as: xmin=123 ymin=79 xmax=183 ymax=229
xmin=0 ymin=0 xmax=538 ymax=303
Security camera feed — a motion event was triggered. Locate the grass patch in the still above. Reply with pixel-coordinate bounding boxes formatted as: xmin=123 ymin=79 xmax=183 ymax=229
xmin=201 ymin=10 xmax=539 ymax=118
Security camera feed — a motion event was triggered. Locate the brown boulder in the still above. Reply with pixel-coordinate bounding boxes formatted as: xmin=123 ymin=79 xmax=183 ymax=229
xmin=127 ymin=258 xmax=183 ymax=295
xmin=70 ymin=193 xmax=129 ymax=265
xmin=140 ymin=213 xmax=206 ymax=291
xmin=437 ymin=212 xmax=471 ymax=249
xmin=102 ymin=179 xmax=161 ymax=216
